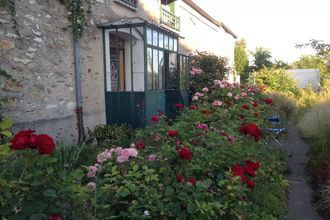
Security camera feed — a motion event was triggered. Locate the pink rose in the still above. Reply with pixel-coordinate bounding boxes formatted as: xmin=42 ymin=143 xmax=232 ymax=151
xmin=212 ymin=100 xmax=223 ymax=107
xmin=87 ymin=166 xmax=98 ymax=177
xmin=192 ymin=96 xmax=199 ymax=101
xmin=86 ymin=182 xmax=96 ymax=190
xmin=128 ymin=148 xmax=138 ymax=157
xmin=147 ymin=154 xmax=157 ymax=161
xmin=227 ymin=92 xmax=233 ymax=97
xmin=117 ymin=155 xmax=129 ymax=163
xmin=202 ymin=87 xmax=209 ymax=93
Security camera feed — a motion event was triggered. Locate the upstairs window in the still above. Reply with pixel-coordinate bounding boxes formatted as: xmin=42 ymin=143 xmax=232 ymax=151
xmin=119 ymin=0 xmax=137 ymax=8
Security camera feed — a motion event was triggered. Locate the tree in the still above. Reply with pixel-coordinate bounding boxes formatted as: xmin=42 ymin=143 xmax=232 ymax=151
xmin=295 ymin=40 xmax=330 ymax=87
xmin=251 ymin=47 xmax=273 ymax=71
xmin=234 ymin=39 xmax=248 ymax=75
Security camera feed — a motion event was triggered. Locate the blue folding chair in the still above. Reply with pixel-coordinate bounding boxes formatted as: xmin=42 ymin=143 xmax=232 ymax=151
xmin=263 ymin=115 xmax=286 ymax=146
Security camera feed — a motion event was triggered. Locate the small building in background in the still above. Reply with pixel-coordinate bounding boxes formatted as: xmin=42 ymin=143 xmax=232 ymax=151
xmin=288 ymin=69 xmax=320 ymax=91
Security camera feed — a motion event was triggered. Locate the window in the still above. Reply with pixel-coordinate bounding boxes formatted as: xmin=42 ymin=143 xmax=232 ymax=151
xmin=159 ymin=33 xmax=164 ymax=48
xmin=152 ymin=30 xmax=158 ymax=47
xmin=147 ymin=48 xmax=153 ymax=90
xmin=147 ymin=28 xmax=152 ymax=45
xmin=164 ymin=35 xmax=169 ymax=49
xmin=119 ymin=0 xmax=137 ymax=7
xmin=179 ymin=55 xmax=189 ymax=90
xmin=169 ymin=37 xmax=173 ymax=51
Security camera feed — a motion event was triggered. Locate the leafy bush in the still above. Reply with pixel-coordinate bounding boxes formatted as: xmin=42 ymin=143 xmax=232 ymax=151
xmin=0 ymin=131 xmax=88 ymax=219
xmin=84 ymin=80 xmax=288 ymax=219
xmin=249 ymin=67 xmax=300 ymax=96
xmin=94 ymin=124 xmax=132 ymax=146
xmin=190 ymin=52 xmax=230 ymax=94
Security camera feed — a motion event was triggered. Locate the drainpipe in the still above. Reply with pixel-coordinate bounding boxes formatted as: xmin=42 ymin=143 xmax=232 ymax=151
xmin=73 ymin=0 xmax=84 ymax=142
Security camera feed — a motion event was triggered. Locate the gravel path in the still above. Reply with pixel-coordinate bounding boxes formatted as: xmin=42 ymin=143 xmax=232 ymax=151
xmin=285 ymin=121 xmax=323 ymax=220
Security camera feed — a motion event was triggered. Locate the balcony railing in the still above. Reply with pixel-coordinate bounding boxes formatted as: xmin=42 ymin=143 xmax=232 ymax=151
xmin=160 ymin=7 xmax=180 ymax=31
xmin=119 ymin=0 xmax=137 ymax=7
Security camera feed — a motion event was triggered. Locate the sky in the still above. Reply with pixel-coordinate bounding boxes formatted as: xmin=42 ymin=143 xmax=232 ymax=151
xmin=196 ymin=0 xmax=330 ymax=63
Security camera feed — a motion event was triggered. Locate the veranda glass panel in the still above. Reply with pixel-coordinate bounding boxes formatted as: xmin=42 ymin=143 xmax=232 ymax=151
xmin=164 ymin=35 xmax=169 ymax=49
xmin=174 ymin=39 xmax=177 ymax=51
xmin=180 ymin=55 xmax=184 ymax=89
xmin=147 ymin=28 xmax=152 ymax=45
xmin=159 ymin=51 xmax=164 ymax=89
xmin=183 ymin=57 xmax=189 ymax=90
xmin=159 ymin=33 xmax=164 ymax=48
xmin=169 ymin=37 xmax=174 ymax=51
xmin=147 ymin=47 xmax=153 ymax=90
xmin=152 ymin=30 xmax=158 ymax=47
xmin=153 ymin=49 xmax=159 ymax=89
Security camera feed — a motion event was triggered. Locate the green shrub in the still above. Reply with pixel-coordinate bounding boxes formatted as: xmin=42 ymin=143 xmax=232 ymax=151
xmin=268 ymin=92 xmax=297 ymax=122
xmin=250 ymin=67 xmax=300 ymax=96
xmin=94 ymin=124 xmax=132 ymax=146
xmin=190 ymin=52 xmax=230 ymax=94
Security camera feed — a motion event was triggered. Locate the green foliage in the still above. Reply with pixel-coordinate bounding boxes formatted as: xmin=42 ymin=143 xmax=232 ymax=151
xmin=59 ymin=0 xmax=94 ymax=39
xmin=316 ymin=180 xmax=330 ymax=218
xmin=190 ymin=51 xmax=230 ymax=94
xmin=250 ymin=67 xmax=300 ymax=95
xmin=94 ymin=124 xmax=132 ymax=146
xmin=251 ymin=47 xmax=273 ymax=71
xmin=0 ymin=0 xmax=20 ymax=37
xmin=86 ymin=82 xmax=288 ymax=219
xmin=234 ymin=39 xmax=248 ymax=75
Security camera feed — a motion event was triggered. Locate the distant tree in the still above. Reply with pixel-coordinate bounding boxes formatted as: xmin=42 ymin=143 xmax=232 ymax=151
xmin=292 ymin=55 xmax=329 ymax=87
xmin=234 ymin=39 xmax=248 ymax=75
xmin=274 ymin=59 xmax=290 ymax=69
xmin=251 ymin=47 xmax=273 ymax=71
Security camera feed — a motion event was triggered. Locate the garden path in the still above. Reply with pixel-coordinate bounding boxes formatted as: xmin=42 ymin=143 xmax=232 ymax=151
xmin=285 ymin=121 xmax=323 ymax=220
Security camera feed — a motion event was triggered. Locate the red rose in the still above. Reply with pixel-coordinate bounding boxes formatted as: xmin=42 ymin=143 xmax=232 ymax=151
xmin=242 ymin=104 xmax=249 ymax=110
xmin=244 ymin=160 xmax=261 ymax=171
xmin=247 ymin=179 xmax=255 ymax=188
xmin=239 ymin=123 xmax=262 ymax=142
xmin=178 ymin=147 xmax=192 ymax=160
xmin=175 ymin=103 xmax=184 ymax=109
xmin=176 ymin=174 xmax=184 ymax=183
xmin=188 ymin=177 xmax=196 ymax=186
xmin=219 ymin=130 xmax=227 ymax=136
xmin=188 ymin=105 xmax=197 ymax=110
xmin=167 ymin=130 xmax=179 ymax=137
xmin=231 ymin=164 xmax=244 ymax=177
xmin=135 ymin=140 xmax=145 ymax=149
xmin=226 ymin=100 xmax=232 ymax=108
xmin=239 ymin=115 xmax=245 ymax=119
xmin=201 ymin=109 xmax=211 ymax=114
xmin=253 ymin=112 xmax=259 ymax=118
xmin=36 ymin=134 xmax=56 ymax=155
xmin=252 ymin=102 xmax=258 ymax=107
xmin=49 ymin=214 xmax=63 ymax=220
xmin=151 ymin=115 xmax=159 ymax=122
xmin=264 ymin=98 xmax=273 ymax=105
xmin=10 ymin=130 xmax=36 ymax=150
xmin=192 ymin=138 xmax=201 ymax=146
xmin=244 ymin=165 xmax=256 ymax=177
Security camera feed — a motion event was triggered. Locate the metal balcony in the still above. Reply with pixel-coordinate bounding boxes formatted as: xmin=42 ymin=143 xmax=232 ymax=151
xmin=160 ymin=7 xmax=180 ymax=31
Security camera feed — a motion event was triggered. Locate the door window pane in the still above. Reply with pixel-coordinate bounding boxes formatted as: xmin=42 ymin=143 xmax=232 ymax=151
xmin=153 ymin=49 xmax=159 ymax=89
xmin=159 ymin=33 xmax=164 ymax=48
xmin=164 ymin=35 xmax=169 ymax=49
xmin=167 ymin=52 xmax=178 ymax=90
xmin=159 ymin=51 xmax=164 ymax=89
xmin=169 ymin=37 xmax=174 ymax=51
xmin=152 ymin=30 xmax=158 ymax=47
xmin=147 ymin=28 xmax=152 ymax=45
xmin=147 ymin=48 xmax=153 ymax=90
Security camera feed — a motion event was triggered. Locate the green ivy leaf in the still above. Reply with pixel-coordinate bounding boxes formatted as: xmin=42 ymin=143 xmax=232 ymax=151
xmin=0 ymin=117 xmax=13 ymax=130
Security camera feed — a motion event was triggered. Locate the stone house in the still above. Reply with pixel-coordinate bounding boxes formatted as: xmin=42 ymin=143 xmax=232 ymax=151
xmin=0 ymin=0 xmax=237 ymax=141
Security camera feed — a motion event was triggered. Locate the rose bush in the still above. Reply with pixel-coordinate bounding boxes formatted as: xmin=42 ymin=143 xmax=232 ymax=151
xmin=83 ymin=80 xmax=288 ymax=219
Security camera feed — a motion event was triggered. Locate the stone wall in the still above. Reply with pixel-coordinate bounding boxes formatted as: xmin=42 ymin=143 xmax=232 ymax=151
xmin=0 ymin=0 xmax=165 ymax=141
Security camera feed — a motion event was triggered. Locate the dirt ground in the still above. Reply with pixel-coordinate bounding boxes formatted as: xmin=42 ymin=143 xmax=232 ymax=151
xmin=285 ymin=121 xmax=323 ymax=220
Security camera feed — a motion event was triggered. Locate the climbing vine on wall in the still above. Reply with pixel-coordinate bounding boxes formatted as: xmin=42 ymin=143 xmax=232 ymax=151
xmin=0 ymin=0 xmax=20 ymax=37
xmin=59 ymin=0 xmax=94 ymax=39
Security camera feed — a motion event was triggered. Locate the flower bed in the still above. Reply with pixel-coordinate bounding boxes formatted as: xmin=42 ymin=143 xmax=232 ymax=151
xmin=0 ymin=81 xmax=288 ymax=219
